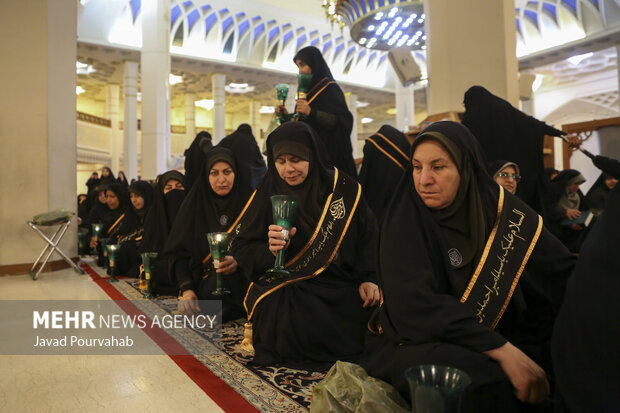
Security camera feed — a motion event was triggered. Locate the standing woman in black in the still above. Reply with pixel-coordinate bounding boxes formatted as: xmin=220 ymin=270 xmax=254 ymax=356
xmin=165 ymin=147 xmax=254 ymax=321
xmin=285 ymin=46 xmax=357 ymax=178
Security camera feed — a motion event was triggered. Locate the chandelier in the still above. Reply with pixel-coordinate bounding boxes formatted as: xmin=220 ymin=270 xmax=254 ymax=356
xmin=322 ymin=0 xmax=426 ymax=51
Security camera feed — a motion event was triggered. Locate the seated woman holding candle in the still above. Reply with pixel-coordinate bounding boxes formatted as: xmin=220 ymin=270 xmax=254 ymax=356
xmin=165 ymin=146 xmax=254 ymax=321
xmin=359 ymin=121 xmax=576 ymax=412
xmin=232 ymin=121 xmax=379 ymax=370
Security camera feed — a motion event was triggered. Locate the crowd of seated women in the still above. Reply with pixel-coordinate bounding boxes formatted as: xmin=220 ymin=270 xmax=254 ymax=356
xmin=74 ymin=48 xmax=618 ymax=412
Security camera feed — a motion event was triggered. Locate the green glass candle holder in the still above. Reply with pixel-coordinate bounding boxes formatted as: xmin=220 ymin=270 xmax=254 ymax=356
xmin=295 ymin=73 xmax=313 ymax=121
xmin=265 ymin=195 xmax=297 ymax=280
xmin=206 ymin=232 xmax=230 ymax=296
xmin=140 ymin=252 xmax=158 ymax=299
xmin=275 ymin=83 xmax=290 ymax=124
xmin=106 ymin=244 xmax=120 ymax=283
xmin=99 ymin=237 xmax=111 ymax=269
xmin=405 ymin=365 xmax=472 ymax=413
xmin=77 ymin=229 xmax=89 ymax=255
xmin=91 ymin=223 xmax=103 ymax=255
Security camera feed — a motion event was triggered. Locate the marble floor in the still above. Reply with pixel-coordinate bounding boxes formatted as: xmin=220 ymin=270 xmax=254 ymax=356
xmin=0 ymin=264 xmax=224 ymax=413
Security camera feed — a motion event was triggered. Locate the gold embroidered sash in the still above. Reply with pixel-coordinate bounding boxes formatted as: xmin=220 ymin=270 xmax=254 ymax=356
xmin=107 ymin=213 xmax=125 ymax=237
xmin=460 ymin=187 xmax=544 ymax=328
xmin=243 ymin=169 xmax=362 ymax=320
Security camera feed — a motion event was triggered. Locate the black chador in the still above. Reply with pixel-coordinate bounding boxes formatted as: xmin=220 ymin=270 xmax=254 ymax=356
xmin=359 ymin=121 xmax=576 ymax=412
xmin=218 ymin=124 xmax=267 ymax=189
xmin=139 ymin=170 xmax=186 ymax=295
xmin=358 ymin=124 xmax=410 ymax=226
xmin=461 ymin=85 xmax=565 ymax=219
xmin=293 ymin=46 xmax=357 ymax=178
xmin=232 ymin=121 xmax=378 ymax=370
xmin=165 ymin=147 xmax=254 ymax=321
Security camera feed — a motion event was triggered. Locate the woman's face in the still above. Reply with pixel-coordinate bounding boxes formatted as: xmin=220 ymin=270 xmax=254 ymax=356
xmin=106 ymin=190 xmax=120 ymax=210
xmin=275 ymin=154 xmax=309 ymax=186
xmin=495 ymin=165 xmax=518 ymax=194
xmin=102 ymin=168 xmax=110 ymax=177
xmin=208 ymin=161 xmax=235 ymax=196
xmin=295 ymin=59 xmax=312 ymax=75
xmin=568 ymin=182 xmax=581 ymax=193
xmin=98 ymin=191 xmax=107 ymax=204
xmin=412 ymin=140 xmax=461 ymax=210
xmin=163 ymin=178 xmax=184 ymax=194
xmin=605 ymin=176 xmax=618 ymax=190
xmin=130 ymin=193 xmax=144 ymax=210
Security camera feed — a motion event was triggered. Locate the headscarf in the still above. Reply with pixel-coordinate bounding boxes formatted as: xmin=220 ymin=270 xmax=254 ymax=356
xmin=128 ymin=180 xmax=154 ymax=222
xmin=102 ymin=182 xmax=138 ymax=237
xmin=293 ymin=46 xmax=334 ymax=87
xmin=139 ymin=171 xmax=186 ymax=254
xmin=184 ymin=131 xmax=213 ymax=191
xmin=218 ymin=124 xmax=267 ymax=189
xmin=164 ymin=146 xmax=252 ymax=275
xmin=233 ymin=122 xmax=333 ymax=264
xmin=376 ymin=121 xmax=511 ymax=348
xmin=100 ymin=166 xmax=116 ymax=186
xmin=550 ymin=169 xmax=585 ymax=211
xmin=488 ymin=160 xmax=521 ymax=181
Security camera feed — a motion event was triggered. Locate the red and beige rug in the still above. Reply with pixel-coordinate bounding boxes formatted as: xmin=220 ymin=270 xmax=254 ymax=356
xmin=83 ymin=262 xmax=325 ymax=412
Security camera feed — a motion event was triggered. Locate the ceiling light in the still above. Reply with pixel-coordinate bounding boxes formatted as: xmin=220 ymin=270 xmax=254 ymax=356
xmin=169 ymin=74 xmax=183 ymax=85
xmin=259 ymin=106 xmax=275 ymax=114
xmin=76 ymin=86 xmax=85 ymax=95
xmin=76 ymin=62 xmax=96 ymax=75
xmin=359 ymin=38 xmax=367 ymax=44
xmin=368 ymin=25 xmax=375 ymax=31
xmin=225 ymin=83 xmax=255 ymax=93
xmin=361 ymin=117 xmax=374 ymax=124
xmin=417 ymin=18 xmax=424 ymax=23
xmin=195 ymin=99 xmax=214 ymax=110
xmin=374 ymin=12 xmax=383 ymax=20
xmin=356 ymin=101 xmax=369 ymax=108
xmin=229 ymin=82 xmax=249 ymax=88
xmin=567 ymin=52 xmax=593 ymax=66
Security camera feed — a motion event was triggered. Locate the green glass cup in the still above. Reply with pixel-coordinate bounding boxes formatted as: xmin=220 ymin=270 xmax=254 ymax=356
xmin=405 ymin=365 xmax=472 ymax=413
xmin=275 ymin=83 xmax=290 ymax=124
xmin=266 ymin=195 xmax=297 ymax=279
xmin=106 ymin=244 xmax=120 ymax=283
xmin=91 ymin=223 xmax=103 ymax=255
xmin=140 ymin=252 xmax=158 ymax=299
xmin=295 ymin=73 xmax=313 ymax=121
xmin=77 ymin=229 xmax=89 ymax=255
xmin=207 ymin=232 xmax=230 ymax=296
xmin=99 ymin=237 xmax=111 ymax=268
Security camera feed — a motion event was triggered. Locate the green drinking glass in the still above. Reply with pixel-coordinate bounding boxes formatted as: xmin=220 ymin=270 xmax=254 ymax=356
xmin=140 ymin=252 xmax=158 ymax=299
xmin=99 ymin=237 xmax=111 ymax=269
xmin=266 ymin=195 xmax=297 ymax=279
xmin=405 ymin=365 xmax=472 ymax=413
xmin=77 ymin=229 xmax=89 ymax=255
xmin=206 ymin=232 xmax=230 ymax=296
xmin=295 ymin=73 xmax=313 ymax=121
xmin=106 ymin=244 xmax=120 ymax=283
xmin=275 ymin=83 xmax=291 ymax=124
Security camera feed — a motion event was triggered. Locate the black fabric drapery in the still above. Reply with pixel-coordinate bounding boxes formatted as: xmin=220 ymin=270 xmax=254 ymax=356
xmin=218 ymin=124 xmax=267 ymax=189
xmin=184 ymin=131 xmax=213 ymax=191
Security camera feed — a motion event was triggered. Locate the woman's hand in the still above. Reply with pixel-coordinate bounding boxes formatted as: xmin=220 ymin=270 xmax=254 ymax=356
xmin=89 ymin=237 xmax=97 ymax=249
xmin=267 ymin=225 xmax=297 ymax=256
xmin=275 ymin=105 xmax=288 ymax=116
xmin=358 ymin=282 xmax=380 ymax=308
xmin=565 ymin=209 xmax=581 ymax=220
xmin=295 ymin=99 xmax=311 ymax=116
xmin=484 ymin=342 xmax=549 ymax=404
xmin=178 ymin=289 xmax=200 ymax=315
xmin=216 ymin=255 xmax=238 ymax=275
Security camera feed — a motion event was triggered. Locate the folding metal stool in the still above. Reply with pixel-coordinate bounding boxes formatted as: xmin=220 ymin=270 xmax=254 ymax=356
xmin=27 ymin=214 xmax=85 ymax=280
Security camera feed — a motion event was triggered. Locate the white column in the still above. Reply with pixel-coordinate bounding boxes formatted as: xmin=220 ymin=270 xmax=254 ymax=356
xmin=141 ymin=0 xmax=170 ymax=179
xmin=108 ymin=84 xmax=121 ymax=173
xmin=212 ymin=73 xmax=226 ymax=143
xmin=251 ymin=100 xmax=261 ymax=136
xmin=185 ymin=92 xmax=196 ymax=148
xmin=123 ymin=60 xmax=139 ymax=180
xmin=395 ymin=77 xmax=415 ymax=132
xmin=347 ymin=93 xmax=359 ymax=158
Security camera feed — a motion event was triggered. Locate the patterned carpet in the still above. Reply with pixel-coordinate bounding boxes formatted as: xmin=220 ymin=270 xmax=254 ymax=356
xmin=88 ymin=262 xmax=326 ymax=412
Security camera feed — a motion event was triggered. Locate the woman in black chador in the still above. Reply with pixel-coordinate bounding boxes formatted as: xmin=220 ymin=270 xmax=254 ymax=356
xmin=232 ymin=121 xmax=379 ymax=370
xmin=285 ymin=46 xmax=357 ymax=178
xmin=165 ymin=147 xmax=254 ymax=321
xmin=139 ymin=170 xmax=186 ymax=295
xmin=358 ymin=124 xmax=411 ymax=226
xmin=359 ymin=121 xmax=575 ymax=412
xmin=184 ymin=131 xmax=213 ymax=191
xmin=585 ymin=172 xmax=617 ymax=214
xmin=546 ymin=169 xmax=588 ymax=253
xmin=218 ymin=124 xmax=267 ymax=189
